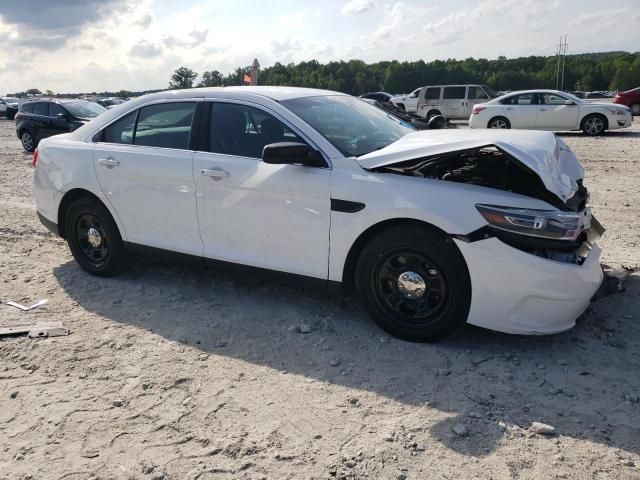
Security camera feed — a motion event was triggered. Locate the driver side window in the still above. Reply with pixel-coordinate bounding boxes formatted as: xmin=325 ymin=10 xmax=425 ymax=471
xmin=209 ymin=102 xmax=303 ymax=159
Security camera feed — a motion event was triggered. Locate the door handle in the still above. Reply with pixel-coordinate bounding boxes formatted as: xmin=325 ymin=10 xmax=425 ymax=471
xmin=539 ymin=108 xmax=547 ymax=111
xmin=98 ymin=157 xmax=120 ymax=168
xmin=201 ymin=167 xmax=229 ymax=180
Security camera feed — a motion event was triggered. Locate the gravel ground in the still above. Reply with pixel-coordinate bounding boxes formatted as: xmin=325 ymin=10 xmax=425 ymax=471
xmin=1 ymin=118 xmax=639 ymax=480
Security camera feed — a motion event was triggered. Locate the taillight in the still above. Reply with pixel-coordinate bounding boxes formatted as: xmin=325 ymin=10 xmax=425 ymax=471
xmin=32 ymin=148 xmax=38 ymax=168
xmin=472 ymin=106 xmax=486 ymax=114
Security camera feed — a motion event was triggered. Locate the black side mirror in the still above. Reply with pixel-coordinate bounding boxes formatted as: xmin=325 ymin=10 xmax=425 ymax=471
xmin=57 ymin=112 xmax=69 ymax=120
xmin=262 ymin=142 xmax=325 ymax=167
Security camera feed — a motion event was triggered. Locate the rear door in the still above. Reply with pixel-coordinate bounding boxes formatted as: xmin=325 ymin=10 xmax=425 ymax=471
xmin=536 ymin=92 xmax=579 ymax=130
xmin=499 ymin=93 xmax=539 ymax=128
xmin=31 ymin=102 xmax=51 ymax=139
xmin=193 ymin=100 xmax=331 ymax=278
xmin=93 ymin=100 xmax=203 ymax=255
xmin=441 ymin=86 xmax=467 ymax=119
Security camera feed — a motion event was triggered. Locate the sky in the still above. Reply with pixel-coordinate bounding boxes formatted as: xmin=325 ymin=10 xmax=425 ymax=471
xmin=0 ymin=0 xmax=638 ymax=94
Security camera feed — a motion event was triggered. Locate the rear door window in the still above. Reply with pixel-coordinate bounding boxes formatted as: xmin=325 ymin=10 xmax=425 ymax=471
xmin=443 ymin=87 xmax=466 ymax=99
xmin=32 ymin=102 xmax=49 ymax=116
xmin=134 ymin=102 xmax=197 ymax=149
xmin=102 ymin=111 xmax=137 ymax=144
xmin=425 ymin=87 xmax=441 ymax=100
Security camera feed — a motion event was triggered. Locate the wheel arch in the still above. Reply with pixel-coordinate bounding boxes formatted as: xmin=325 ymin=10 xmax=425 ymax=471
xmin=57 ymin=188 xmax=120 ymax=240
xmin=340 ymin=217 xmax=466 ymax=293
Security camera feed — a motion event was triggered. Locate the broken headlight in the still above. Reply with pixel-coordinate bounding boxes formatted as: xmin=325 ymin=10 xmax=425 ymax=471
xmin=475 ymin=204 xmax=589 ymax=241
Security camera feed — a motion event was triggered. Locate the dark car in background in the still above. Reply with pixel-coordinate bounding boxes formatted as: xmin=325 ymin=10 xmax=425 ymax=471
xmin=359 ymin=91 xmax=394 ymax=103
xmin=0 ymin=97 xmax=20 ymax=119
xmin=15 ymin=98 xmax=106 ymax=152
xmin=613 ymin=87 xmax=640 ymax=116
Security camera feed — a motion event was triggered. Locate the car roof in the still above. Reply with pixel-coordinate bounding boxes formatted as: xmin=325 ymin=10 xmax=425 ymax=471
xmin=23 ymin=97 xmax=90 ymax=104
xmin=140 ymin=86 xmax=345 ymax=103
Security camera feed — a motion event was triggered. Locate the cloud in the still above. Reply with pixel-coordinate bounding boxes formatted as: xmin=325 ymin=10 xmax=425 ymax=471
xmin=342 ymin=0 xmax=375 ymax=15
xmin=129 ymin=41 xmax=163 ymax=58
xmin=163 ymin=29 xmax=209 ymax=49
xmin=372 ymin=3 xmax=435 ymax=41
xmin=134 ymin=13 xmax=153 ymax=28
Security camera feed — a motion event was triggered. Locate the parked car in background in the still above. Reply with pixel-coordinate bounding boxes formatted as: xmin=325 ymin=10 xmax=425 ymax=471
xmin=613 ymin=87 xmax=640 ymax=116
xmin=33 ymin=86 xmax=603 ymax=342
xmin=0 ymin=97 xmax=20 ymax=119
xmin=570 ymin=91 xmax=586 ymax=99
xmin=390 ymin=87 xmax=423 ymax=113
xmin=96 ymin=97 xmax=125 ymax=109
xmin=359 ymin=92 xmax=394 ymax=103
xmin=414 ymin=84 xmax=498 ymax=120
xmin=585 ymin=91 xmax=613 ymax=99
xmin=469 ymin=89 xmax=632 ymax=135
xmin=16 ymin=98 xmax=106 ymax=152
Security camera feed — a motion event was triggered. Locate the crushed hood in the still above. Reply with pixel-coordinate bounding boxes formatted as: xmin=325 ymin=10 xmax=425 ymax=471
xmin=358 ymin=129 xmax=583 ymax=202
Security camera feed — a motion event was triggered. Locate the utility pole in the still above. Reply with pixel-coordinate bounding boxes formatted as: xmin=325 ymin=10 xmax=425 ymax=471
xmin=560 ymin=35 xmax=569 ymax=90
xmin=555 ymin=36 xmax=562 ymax=90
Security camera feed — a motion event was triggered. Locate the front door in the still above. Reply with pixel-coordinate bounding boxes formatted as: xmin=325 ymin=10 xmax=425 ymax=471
xmin=93 ymin=101 xmax=203 ymax=255
xmin=193 ymin=101 xmax=331 ymax=279
xmin=536 ymin=92 xmax=580 ymax=130
xmin=47 ymin=103 xmax=73 ymax=137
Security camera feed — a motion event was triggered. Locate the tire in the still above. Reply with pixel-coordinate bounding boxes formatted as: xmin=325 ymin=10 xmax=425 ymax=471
xmin=355 ymin=225 xmax=471 ymax=342
xmin=397 ymin=103 xmax=406 ymax=111
xmin=581 ymin=114 xmax=606 ymax=135
xmin=20 ymin=130 xmax=36 ymax=152
xmin=426 ymin=110 xmax=442 ymax=121
xmin=630 ymin=103 xmax=640 ymax=116
xmin=64 ymin=197 xmax=128 ymax=276
xmin=488 ymin=116 xmax=510 ymax=129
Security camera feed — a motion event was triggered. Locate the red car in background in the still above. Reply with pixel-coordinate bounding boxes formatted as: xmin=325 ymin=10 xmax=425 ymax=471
xmin=613 ymin=87 xmax=640 ymax=116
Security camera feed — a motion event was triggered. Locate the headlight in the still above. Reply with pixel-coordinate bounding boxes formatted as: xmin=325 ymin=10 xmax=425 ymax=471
xmin=475 ymin=204 xmax=589 ymax=241
xmin=608 ymin=108 xmax=626 ymax=115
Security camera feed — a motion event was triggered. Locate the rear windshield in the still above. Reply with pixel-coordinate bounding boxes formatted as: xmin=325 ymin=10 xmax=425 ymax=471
xmin=64 ymin=101 xmax=106 ymax=118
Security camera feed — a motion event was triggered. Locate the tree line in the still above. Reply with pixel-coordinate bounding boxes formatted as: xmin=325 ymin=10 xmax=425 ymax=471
xmin=170 ymin=51 xmax=640 ymax=94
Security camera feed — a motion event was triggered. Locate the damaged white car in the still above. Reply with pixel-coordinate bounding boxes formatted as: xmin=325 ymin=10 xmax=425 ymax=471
xmin=33 ymin=87 xmax=604 ymax=341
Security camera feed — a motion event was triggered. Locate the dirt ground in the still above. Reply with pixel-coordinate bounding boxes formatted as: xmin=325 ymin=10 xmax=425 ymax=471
xmin=1 ymin=117 xmax=639 ymax=480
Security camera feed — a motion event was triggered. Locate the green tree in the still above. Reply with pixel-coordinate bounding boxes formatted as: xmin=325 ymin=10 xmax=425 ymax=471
xmin=26 ymin=88 xmax=42 ymax=95
xmin=197 ymin=70 xmax=223 ymax=87
xmin=169 ymin=67 xmax=198 ymax=89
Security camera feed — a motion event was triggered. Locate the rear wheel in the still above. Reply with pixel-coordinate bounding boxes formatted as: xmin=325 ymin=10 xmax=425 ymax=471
xmin=488 ymin=116 xmax=510 ymax=129
xmin=355 ymin=225 xmax=471 ymax=342
xmin=630 ymin=103 xmax=640 ymax=116
xmin=582 ymin=114 xmax=606 ymax=135
xmin=21 ymin=131 xmax=35 ymax=152
xmin=65 ymin=197 xmax=128 ymax=276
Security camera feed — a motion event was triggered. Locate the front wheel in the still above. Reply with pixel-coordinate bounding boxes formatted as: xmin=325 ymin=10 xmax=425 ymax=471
xmin=582 ymin=114 xmax=606 ymax=135
xmin=65 ymin=197 xmax=128 ymax=276
xmin=355 ymin=225 xmax=471 ymax=342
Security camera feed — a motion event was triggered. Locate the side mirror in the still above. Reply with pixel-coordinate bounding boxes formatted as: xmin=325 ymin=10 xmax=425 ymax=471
xmin=57 ymin=112 xmax=69 ymax=120
xmin=563 ymin=100 xmax=575 ymax=105
xmin=262 ymin=142 xmax=325 ymax=168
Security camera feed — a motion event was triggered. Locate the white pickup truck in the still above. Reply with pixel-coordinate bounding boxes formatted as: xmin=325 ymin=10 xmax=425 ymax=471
xmin=390 ymin=88 xmax=423 ymax=113
xmin=396 ymin=84 xmax=497 ymax=120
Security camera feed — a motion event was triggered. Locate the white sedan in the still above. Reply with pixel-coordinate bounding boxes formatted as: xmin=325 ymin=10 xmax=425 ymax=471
xmin=33 ymin=87 xmax=603 ymax=341
xmin=469 ymin=89 xmax=632 ymax=135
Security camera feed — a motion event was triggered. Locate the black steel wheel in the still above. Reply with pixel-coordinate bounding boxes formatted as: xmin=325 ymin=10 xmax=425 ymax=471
xmin=355 ymin=225 xmax=471 ymax=342
xmin=65 ymin=197 xmax=128 ymax=276
xmin=21 ymin=131 xmax=35 ymax=152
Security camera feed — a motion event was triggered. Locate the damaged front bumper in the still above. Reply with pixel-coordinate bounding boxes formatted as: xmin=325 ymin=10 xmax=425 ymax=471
xmin=453 ymin=234 xmax=604 ymax=335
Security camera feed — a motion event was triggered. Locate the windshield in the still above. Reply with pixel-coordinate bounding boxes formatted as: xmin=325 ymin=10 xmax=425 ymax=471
xmin=103 ymin=99 xmax=124 ymax=106
xmin=3 ymin=97 xmax=19 ymax=103
xmin=281 ymin=95 xmax=415 ymax=157
xmin=64 ymin=101 xmax=106 ymax=118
